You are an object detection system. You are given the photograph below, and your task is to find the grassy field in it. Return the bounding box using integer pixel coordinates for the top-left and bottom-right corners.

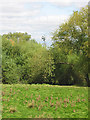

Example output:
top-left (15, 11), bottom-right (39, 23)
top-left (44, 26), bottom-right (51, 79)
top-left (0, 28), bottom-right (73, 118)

top-left (1, 84), bottom-right (88, 118)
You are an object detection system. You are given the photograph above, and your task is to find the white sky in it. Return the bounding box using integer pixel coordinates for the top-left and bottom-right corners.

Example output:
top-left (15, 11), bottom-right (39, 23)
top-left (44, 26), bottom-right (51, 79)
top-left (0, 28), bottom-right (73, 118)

top-left (0, 0), bottom-right (89, 46)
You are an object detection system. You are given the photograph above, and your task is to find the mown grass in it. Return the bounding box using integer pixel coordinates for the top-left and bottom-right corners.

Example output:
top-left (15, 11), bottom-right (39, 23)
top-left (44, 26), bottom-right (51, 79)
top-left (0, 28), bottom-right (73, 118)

top-left (2, 84), bottom-right (88, 118)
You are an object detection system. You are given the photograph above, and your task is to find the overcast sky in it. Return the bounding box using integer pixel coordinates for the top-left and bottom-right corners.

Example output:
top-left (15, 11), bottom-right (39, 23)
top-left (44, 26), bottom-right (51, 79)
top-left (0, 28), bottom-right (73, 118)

top-left (0, 0), bottom-right (89, 46)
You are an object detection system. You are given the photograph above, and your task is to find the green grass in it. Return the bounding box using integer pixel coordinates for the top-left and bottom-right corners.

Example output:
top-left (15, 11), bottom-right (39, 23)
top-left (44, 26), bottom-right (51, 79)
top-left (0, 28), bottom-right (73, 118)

top-left (2, 84), bottom-right (88, 118)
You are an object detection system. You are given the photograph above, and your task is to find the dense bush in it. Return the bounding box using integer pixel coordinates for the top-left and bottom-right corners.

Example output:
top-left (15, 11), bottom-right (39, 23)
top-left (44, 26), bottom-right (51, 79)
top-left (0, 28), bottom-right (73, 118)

top-left (2, 33), bottom-right (55, 84)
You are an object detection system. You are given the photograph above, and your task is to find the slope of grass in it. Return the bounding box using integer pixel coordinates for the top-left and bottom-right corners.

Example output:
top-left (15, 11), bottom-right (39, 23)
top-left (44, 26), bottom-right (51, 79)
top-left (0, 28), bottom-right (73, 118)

top-left (2, 84), bottom-right (88, 118)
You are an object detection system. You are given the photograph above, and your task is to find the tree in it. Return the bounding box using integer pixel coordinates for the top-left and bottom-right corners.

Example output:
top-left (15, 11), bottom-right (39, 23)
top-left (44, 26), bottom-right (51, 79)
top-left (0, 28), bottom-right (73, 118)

top-left (51, 5), bottom-right (88, 86)
top-left (2, 32), bottom-right (31, 43)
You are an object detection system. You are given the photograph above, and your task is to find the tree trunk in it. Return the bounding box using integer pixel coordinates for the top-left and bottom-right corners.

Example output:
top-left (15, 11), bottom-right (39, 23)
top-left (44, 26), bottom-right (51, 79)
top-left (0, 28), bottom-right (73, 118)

top-left (86, 73), bottom-right (90, 87)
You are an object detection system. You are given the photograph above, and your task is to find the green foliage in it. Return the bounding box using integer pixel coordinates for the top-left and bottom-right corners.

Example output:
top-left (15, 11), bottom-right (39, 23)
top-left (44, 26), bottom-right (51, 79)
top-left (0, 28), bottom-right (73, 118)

top-left (1, 5), bottom-right (89, 86)
top-left (2, 32), bottom-right (31, 42)
top-left (0, 35), bottom-right (2, 83)
top-left (2, 32), bottom-right (55, 84)
top-left (51, 5), bottom-right (88, 86)
top-left (2, 55), bottom-right (20, 84)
